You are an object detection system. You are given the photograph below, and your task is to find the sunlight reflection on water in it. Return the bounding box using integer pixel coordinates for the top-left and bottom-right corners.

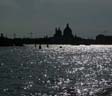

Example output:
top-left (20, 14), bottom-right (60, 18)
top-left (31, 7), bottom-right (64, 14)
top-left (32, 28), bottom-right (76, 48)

top-left (0, 45), bottom-right (112, 96)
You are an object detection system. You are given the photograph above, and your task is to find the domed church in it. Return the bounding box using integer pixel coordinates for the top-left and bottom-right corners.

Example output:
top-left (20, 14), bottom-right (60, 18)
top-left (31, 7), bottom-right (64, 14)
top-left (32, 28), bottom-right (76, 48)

top-left (63, 24), bottom-right (74, 43)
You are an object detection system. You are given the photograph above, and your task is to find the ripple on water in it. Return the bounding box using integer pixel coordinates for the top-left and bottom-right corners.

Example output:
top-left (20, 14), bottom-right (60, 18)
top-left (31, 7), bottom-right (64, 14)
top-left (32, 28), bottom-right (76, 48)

top-left (0, 45), bottom-right (112, 96)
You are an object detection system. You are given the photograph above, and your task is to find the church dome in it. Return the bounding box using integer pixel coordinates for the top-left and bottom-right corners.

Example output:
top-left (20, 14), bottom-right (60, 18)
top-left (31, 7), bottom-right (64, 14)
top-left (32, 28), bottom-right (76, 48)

top-left (63, 24), bottom-right (73, 38)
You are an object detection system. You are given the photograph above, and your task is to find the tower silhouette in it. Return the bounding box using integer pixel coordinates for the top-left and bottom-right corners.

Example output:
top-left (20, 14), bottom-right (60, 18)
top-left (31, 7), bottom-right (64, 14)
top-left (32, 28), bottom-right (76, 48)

top-left (53, 27), bottom-right (63, 43)
top-left (54, 27), bottom-right (62, 38)
top-left (0, 33), bottom-right (4, 38)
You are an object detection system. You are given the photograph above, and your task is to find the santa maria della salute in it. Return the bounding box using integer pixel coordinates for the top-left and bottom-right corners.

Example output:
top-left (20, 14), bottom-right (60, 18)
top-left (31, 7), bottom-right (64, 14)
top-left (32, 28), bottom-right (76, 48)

top-left (1, 23), bottom-right (112, 46)
top-left (53, 24), bottom-right (75, 44)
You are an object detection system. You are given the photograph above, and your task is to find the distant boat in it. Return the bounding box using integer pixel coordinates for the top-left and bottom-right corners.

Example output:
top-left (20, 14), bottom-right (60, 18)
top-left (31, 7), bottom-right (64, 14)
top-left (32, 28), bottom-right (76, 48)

top-left (47, 44), bottom-right (49, 48)
top-left (60, 46), bottom-right (62, 48)
top-left (39, 44), bottom-right (42, 49)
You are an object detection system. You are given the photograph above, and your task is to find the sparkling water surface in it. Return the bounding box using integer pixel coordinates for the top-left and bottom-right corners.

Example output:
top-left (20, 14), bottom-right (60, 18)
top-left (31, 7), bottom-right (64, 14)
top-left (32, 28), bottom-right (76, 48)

top-left (0, 45), bottom-right (112, 96)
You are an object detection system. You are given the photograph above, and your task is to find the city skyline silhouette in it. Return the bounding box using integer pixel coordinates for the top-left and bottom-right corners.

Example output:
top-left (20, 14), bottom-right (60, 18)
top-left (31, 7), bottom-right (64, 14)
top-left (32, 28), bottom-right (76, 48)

top-left (1, 23), bottom-right (112, 46)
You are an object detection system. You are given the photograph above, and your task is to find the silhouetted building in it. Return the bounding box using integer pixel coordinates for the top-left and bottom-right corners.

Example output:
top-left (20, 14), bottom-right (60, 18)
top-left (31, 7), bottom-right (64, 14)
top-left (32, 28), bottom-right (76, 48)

top-left (63, 24), bottom-right (74, 44)
top-left (0, 33), bottom-right (4, 38)
top-left (0, 33), bottom-right (13, 46)
top-left (63, 24), bottom-right (73, 38)
top-left (96, 34), bottom-right (112, 44)
top-left (1, 24), bottom-right (112, 46)
top-left (53, 27), bottom-right (63, 43)
top-left (54, 28), bottom-right (62, 38)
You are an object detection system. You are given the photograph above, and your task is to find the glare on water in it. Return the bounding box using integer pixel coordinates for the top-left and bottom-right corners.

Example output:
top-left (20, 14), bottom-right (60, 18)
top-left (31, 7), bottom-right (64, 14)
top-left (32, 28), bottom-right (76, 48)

top-left (0, 45), bottom-right (112, 96)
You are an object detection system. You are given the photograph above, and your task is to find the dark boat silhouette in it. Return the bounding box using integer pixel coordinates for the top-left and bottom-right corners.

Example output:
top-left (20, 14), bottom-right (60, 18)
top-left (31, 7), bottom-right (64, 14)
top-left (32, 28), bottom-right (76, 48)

top-left (39, 44), bottom-right (42, 49)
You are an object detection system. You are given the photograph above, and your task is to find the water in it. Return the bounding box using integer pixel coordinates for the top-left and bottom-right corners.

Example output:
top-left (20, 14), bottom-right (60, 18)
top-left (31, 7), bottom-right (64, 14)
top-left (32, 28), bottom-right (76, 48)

top-left (0, 45), bottom-right (112, 96)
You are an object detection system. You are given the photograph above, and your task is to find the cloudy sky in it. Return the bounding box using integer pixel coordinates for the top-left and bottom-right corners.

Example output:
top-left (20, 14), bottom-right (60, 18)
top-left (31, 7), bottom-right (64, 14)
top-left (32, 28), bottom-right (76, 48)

top-left (0, 0), bottom-right (112, 38)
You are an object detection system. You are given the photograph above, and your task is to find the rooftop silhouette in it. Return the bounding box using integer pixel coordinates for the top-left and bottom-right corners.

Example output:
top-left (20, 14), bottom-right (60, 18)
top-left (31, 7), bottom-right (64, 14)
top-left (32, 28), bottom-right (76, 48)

top-left (0, 23), bottom-right (112, 46)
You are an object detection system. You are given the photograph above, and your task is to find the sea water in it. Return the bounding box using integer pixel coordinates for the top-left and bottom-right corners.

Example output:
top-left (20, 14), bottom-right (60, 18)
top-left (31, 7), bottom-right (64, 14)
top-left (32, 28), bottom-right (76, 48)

top-left (0, 45), bottom-right (112, 96)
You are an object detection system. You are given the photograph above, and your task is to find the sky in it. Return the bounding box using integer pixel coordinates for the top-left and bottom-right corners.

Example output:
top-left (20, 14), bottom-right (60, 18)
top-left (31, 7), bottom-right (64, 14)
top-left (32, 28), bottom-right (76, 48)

top-left (0, 0), bottom-right (112, 38)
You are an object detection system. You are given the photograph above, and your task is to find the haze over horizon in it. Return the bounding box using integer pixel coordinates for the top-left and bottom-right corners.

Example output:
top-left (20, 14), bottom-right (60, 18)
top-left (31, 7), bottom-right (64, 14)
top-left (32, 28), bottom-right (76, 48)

top-left (0, 0), bottom-right (112, 38)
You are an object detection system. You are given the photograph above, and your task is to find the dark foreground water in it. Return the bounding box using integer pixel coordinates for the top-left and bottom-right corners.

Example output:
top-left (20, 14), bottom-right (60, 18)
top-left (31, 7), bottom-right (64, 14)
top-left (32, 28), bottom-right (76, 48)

top-left (0, 45), bottom-right (112, 96)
